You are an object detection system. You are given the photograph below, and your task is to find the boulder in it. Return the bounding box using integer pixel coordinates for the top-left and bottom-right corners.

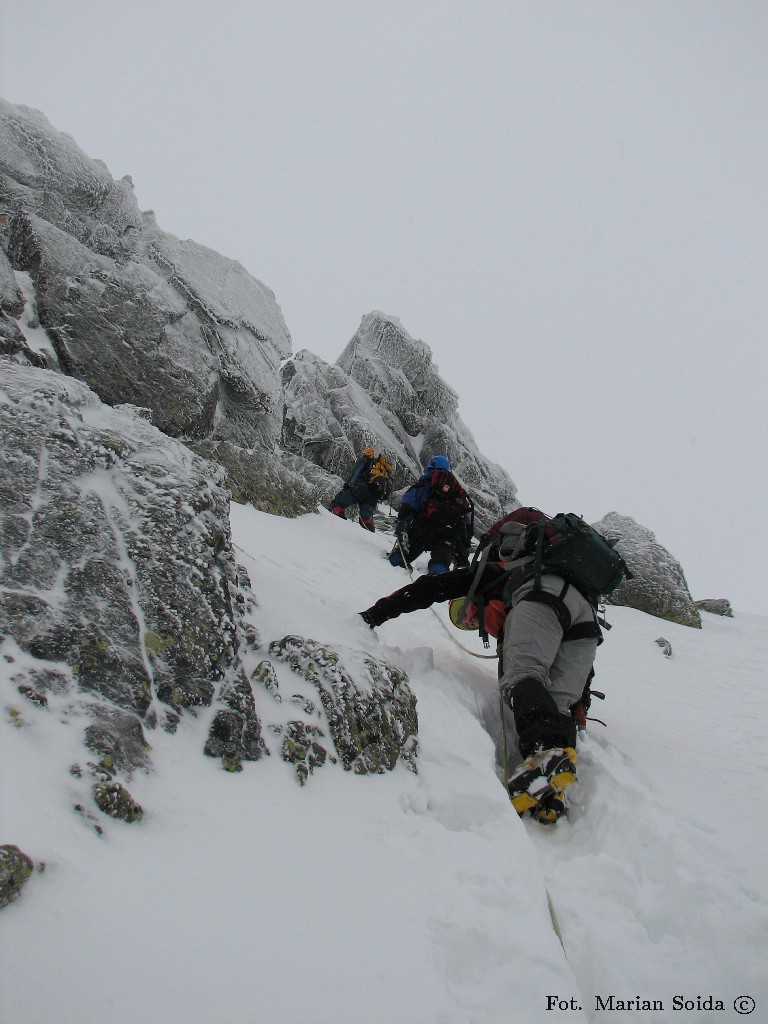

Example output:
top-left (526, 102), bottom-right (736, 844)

top-left (695, 599), bottom-right (734, 618)
top-left (269, 635), bottom-right (418, 776)
top-left (594, 513), bottom-right (701, 628)
top-left (92, 782), bottom-right (143, 822)
top-left (0, 845), bottom-right (34, 909)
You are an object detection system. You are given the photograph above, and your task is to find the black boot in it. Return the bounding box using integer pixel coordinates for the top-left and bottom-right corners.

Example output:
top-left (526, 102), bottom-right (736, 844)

top-left (503, 677), bottom-right (578, 822)
top-left (507, 676), bottom-right (576, 757)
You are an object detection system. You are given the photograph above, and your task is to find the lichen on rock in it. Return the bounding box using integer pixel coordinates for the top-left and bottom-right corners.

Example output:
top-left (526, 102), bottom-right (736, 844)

top-left (270, 635), bottom-right (418, 775)
top-left (84, 703), bottom-right (152, 775)
top-left (252, 660), bottom-right (281, 701)
top-left (92, 782), bottom-right (143, 822)
top-left (204, 671), bottom-right (267, 769)
top-left (0, 364), bottom-right (256, 734)
top-left (190, 438), bottom-right (320, 518)
top-left (0, 844), bottom-right (34, 909)
top-left (281, 720), bottom-right (328, 785)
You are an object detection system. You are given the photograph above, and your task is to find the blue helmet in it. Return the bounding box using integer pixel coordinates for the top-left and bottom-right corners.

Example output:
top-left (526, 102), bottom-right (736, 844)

top-left (426, 455), bottom-right (451, 472)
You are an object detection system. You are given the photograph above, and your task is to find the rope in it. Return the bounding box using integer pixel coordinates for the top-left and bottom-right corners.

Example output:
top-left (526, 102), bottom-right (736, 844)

top-left (395, 537), bottom-right (498, 661)
top-left (430, 604), bottom-right (500, 660)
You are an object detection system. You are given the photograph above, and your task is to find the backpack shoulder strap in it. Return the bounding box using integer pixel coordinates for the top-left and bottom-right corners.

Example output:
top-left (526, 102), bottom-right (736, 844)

top-left (532, 517), bottom-right (548, 591)
top-left (349, 452), bottom-right (373, 485)
top-left (457, 533), bottom-right (497, 638)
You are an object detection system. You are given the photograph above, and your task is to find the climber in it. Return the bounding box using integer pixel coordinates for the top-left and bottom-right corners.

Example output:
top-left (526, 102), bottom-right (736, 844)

top-left (388, 455), bottom-right (473, 574)
top-left (328, 448), bottom-right (394, 532)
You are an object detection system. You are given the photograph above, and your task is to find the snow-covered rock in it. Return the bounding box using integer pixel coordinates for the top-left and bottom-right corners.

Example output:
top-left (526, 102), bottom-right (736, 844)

top-left (0, 363), bottom-right (255, 765)
top-left (593, 512), bottom-right (701, 627)
top-left (0, 249), bottom-right (23, 315)
top-left (0, 361), bottom-right (423, 792)
top-left (269, 635), bottom-right (418, 776)
top-left (1, 99), bottom-right (713, 629)
top-left (191, 437), bottom-right (320, 517)
top-left (338, 313), bottom-right (519, 527)
top-left (338, 311), bottom-right (460, 432)
top-left (1, 100), bottom-right (517, 525)
top-left (0, 845), bottom-right (34, 909)
top-left (281, 346), bottom-right (422, 486)
top-left (695, 598), bottom-right (734, 617)
top-left (0, 99), bottom-right (293, 475)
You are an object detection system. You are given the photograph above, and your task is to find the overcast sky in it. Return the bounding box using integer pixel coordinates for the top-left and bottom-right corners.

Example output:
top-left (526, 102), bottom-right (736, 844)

top-left (2, 1), bottom-right (766, 613)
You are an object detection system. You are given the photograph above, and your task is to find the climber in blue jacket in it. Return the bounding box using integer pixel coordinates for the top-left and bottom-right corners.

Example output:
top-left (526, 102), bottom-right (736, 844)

top-left (389, 455), bottom-right (473, 574)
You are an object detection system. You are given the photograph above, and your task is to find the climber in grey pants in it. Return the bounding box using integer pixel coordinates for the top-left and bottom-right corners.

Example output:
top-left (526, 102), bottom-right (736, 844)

top-left (500, 573), bottom-right (600, 758)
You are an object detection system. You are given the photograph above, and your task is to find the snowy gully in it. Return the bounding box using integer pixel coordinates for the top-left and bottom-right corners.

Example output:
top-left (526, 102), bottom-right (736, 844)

top-left (546, 994), bottom-right (742, 1013)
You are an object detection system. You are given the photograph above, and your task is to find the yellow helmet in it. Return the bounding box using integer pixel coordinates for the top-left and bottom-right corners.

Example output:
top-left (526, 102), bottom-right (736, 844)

top-left (448, 597), bottom-right (476, 630)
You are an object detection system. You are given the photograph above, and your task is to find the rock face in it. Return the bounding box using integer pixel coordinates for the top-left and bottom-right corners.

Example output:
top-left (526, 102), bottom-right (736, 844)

top-left (204, 670), bottom-right (268, 772)
top-left (3, 202), bottom-right (495, 529)
top-left (0, 101), bottom-right (290, 433)
top-left (0, 363), bottom-right (420, 807)
top-left (0, 363), bottom-right (261, 766)
top-left (0, 99), bottom-right (316, 516)
top-left (1, 100), bottom-right (515, 525)
top-left (593, 513), bottom-right (701, 628)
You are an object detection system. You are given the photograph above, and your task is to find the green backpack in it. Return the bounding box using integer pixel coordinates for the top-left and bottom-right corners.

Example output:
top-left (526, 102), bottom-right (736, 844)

top-left (526, 512), bottom-right (632, 605)
top-left (463, 510), bottom-right (632, 645)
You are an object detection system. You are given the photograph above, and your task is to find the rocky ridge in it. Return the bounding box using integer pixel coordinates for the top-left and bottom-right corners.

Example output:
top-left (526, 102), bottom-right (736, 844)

top-left (0, 99), bottom-right (515, 523)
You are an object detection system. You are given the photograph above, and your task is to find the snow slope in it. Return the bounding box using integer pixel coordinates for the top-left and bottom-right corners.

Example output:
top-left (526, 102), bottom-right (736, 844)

top-left (1, 504), bottom-right (766, 1024)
